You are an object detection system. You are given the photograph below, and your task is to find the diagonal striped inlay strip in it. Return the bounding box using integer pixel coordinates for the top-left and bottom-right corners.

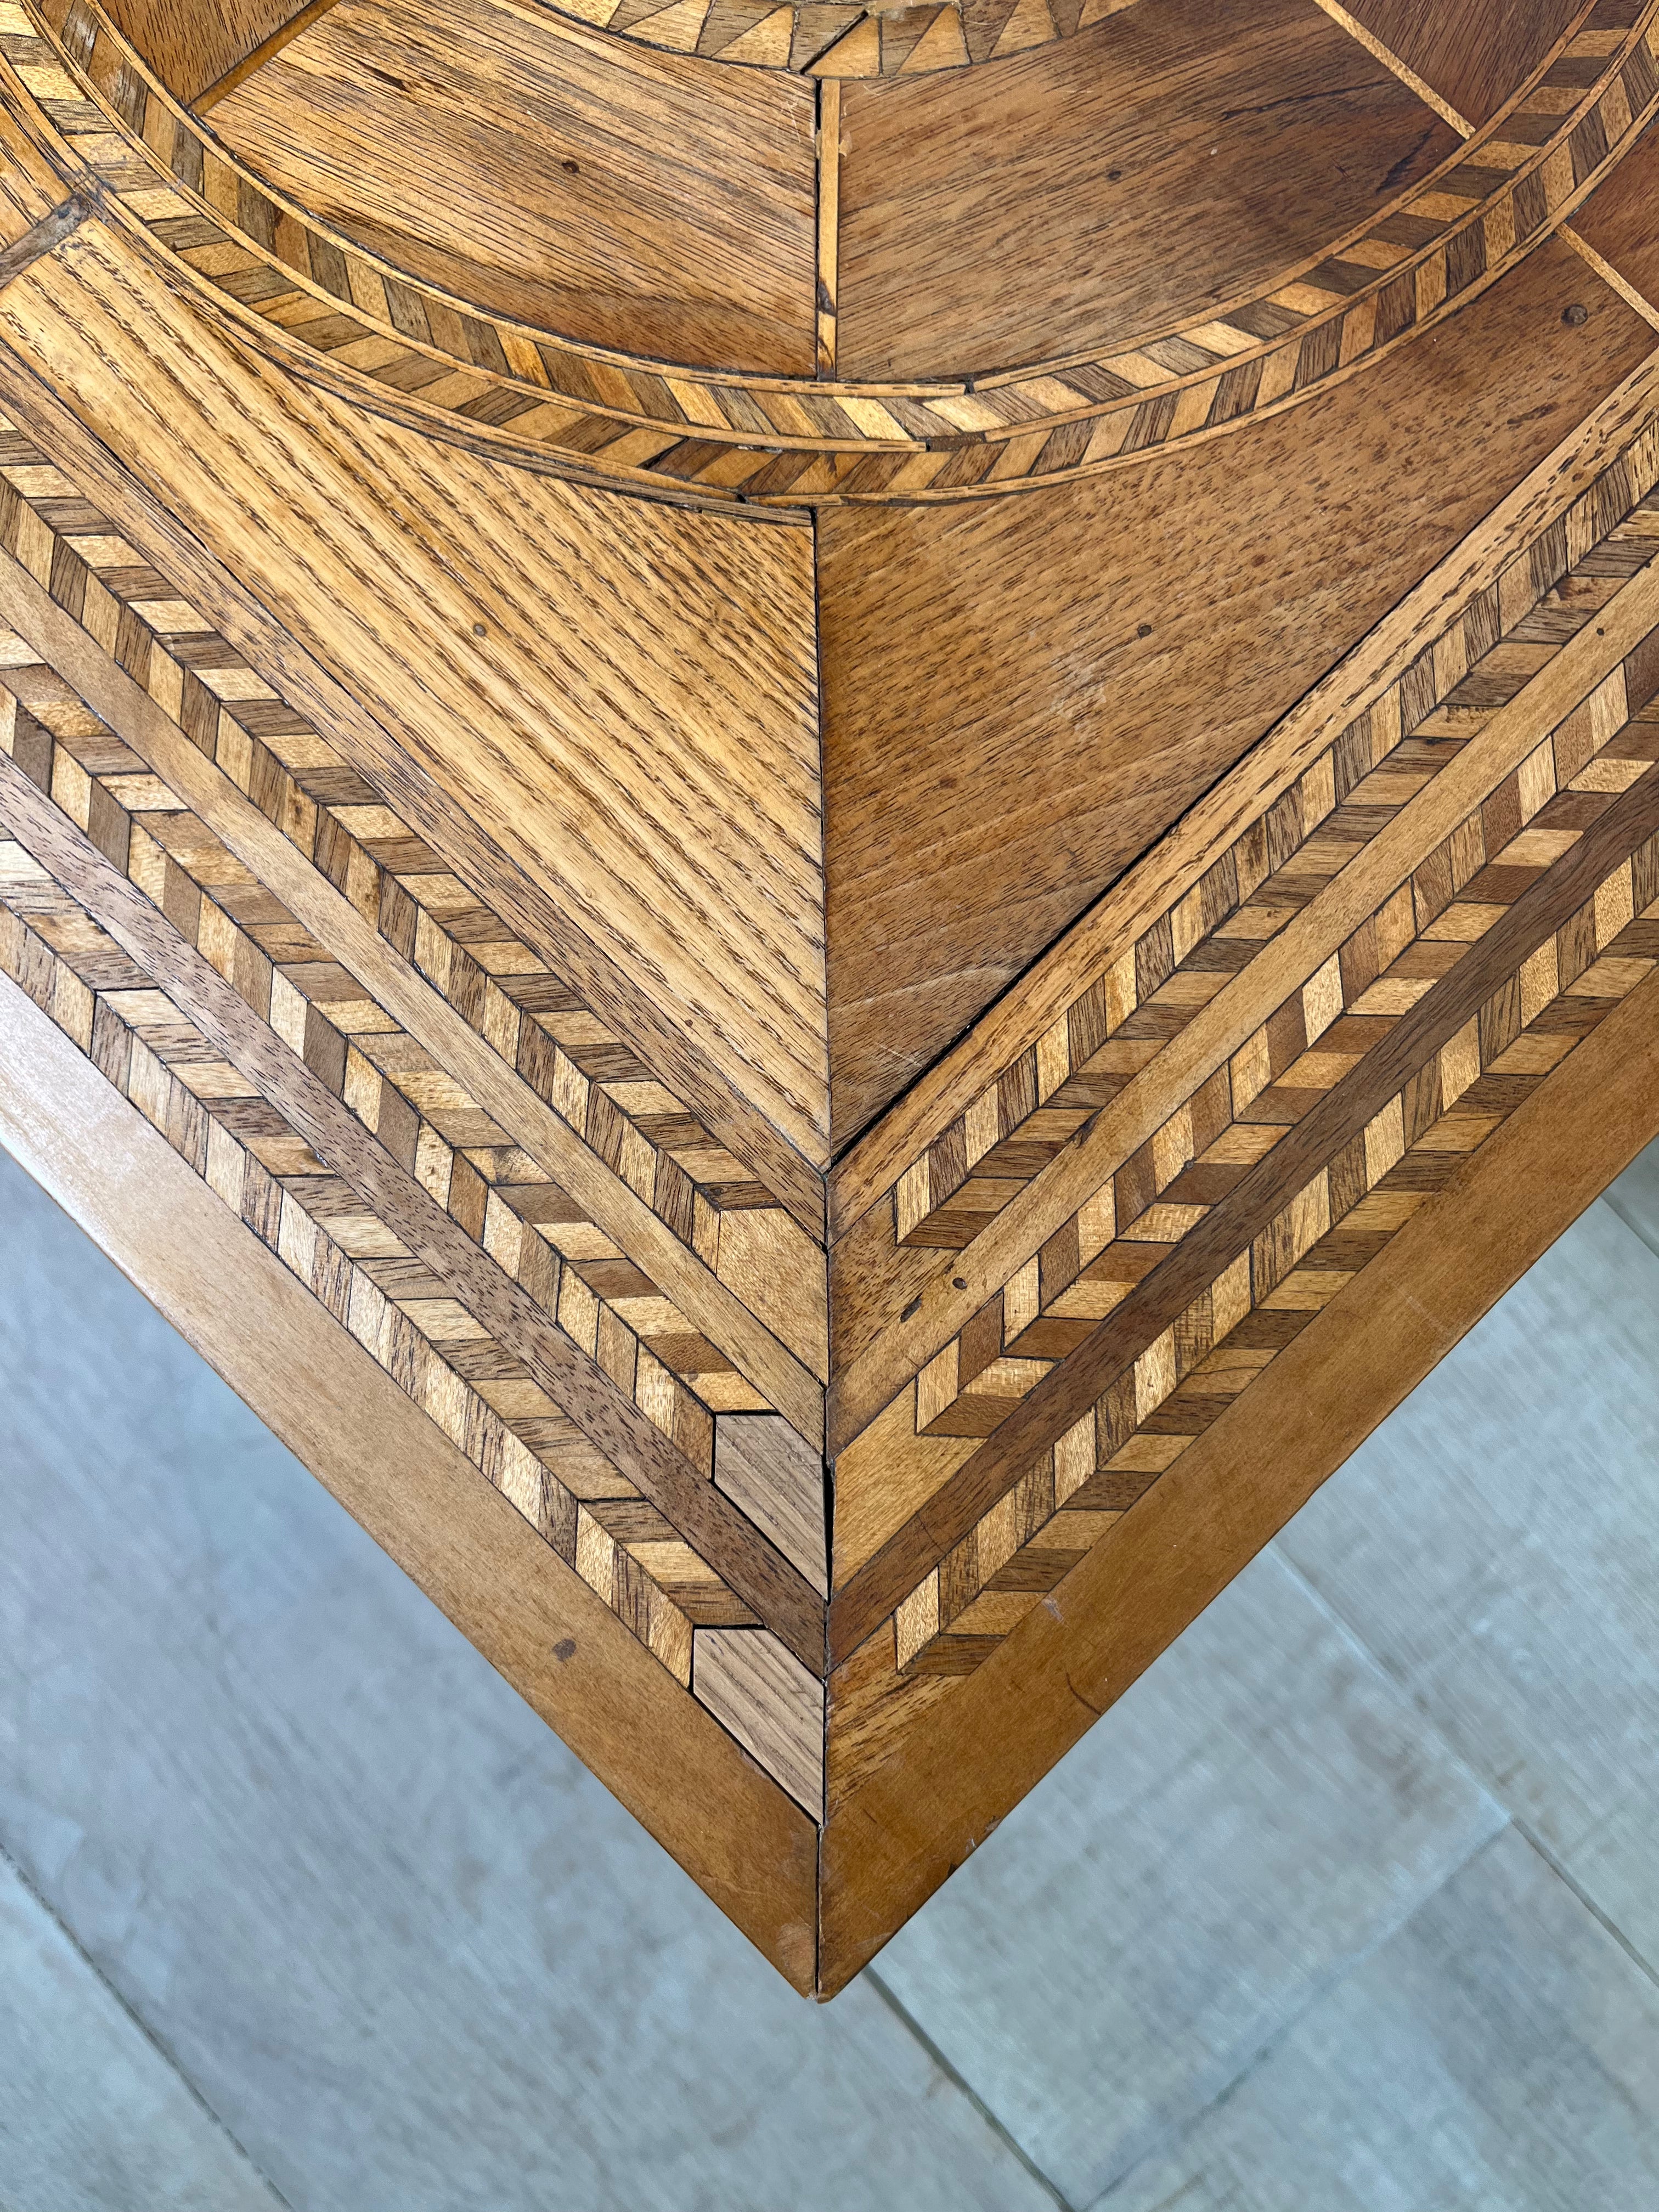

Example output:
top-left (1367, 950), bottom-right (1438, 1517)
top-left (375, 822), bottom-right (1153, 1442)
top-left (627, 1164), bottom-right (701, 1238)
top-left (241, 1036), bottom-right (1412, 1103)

top-left (830, 696), bottom-right (1659, 1661)
top-left (0, 742), bottom-right (828, 1669)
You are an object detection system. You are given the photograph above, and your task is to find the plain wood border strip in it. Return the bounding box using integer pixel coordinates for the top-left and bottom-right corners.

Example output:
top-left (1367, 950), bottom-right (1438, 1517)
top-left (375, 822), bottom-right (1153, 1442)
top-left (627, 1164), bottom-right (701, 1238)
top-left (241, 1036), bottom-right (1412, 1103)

top-left (829, 458), bottom-right (1659, 1460)
top-left (0, 751), bottom-right (827, 1668)
top-left (0, 332), bottom-right (828, 1240)
top-left (832, 348), bottom-right (1659, 1232)
top-left (0, 539), bottom-right (826, 1440)
top-left (816, 958), bottom-right (1659, 1994)
top-left (0, 965), bottom-right (820, 1994)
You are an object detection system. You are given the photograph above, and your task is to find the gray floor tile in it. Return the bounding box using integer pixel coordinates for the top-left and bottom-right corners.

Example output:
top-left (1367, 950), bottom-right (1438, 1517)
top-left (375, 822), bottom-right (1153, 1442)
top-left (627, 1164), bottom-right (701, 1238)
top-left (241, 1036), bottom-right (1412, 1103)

top-left (1278, 1194), bottom-right (1659, 1973)
top-left (872, 1545), bottom-right (1506, 2208)
top-left (1601, 1128), bottom-right (1659, 1263)
top-left (1098, 1826), bottom-right (1659, 2212)
top-left (0, 1147), bottom-right (1057, 2212)
top-left (0, 1848), bottom-right (283, 2212)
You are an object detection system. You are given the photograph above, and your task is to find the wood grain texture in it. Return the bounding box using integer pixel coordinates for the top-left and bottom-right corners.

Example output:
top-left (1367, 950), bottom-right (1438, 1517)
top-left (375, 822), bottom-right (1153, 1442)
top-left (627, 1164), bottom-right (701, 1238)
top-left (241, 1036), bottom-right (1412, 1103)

top-left (816, 382), bottom-right (1659, 1750)
top-left (823, 359), bottom-right (1659, 1441)
top-left (693, 1627), bottom-right (824, 1816)
top-left (1574, 109), bottom-right (1659, 311)
top-left (0, 963), bottom-right (820, 1993)
top-left (0, 314), bottom-right (833, 1841)
top-left (3, 0), bottom-right (1658, 1997)
top-left (836, 0), bottom-right (1456, 382)
top-left (827, 408), bottom-right (1659, 1607)
top-left (827, 346), bottom-right (1659, 1250)
top-left (819, 950), bottom-right (1659, 1993)
top-left (819, 239), bottom-right (1654, 1146)
top-left (0, 442), bottom-right (827, 1430)
top-left (209, 0), bottom-right (818, 374)
top-left (0, 489), bottom-right (842, 1787)
top-left (0, 86), bottom-right (74, 245)
top-left (0, 821), bottom-right (758, 1678)
top-left (0, 276), bottom-right (826, 1243)
top-left (16, 0), bottom-right (1658, 502)
top-left (0, 739), bottom-right (827, 1667)
top-left (99, 0), bottom-right (317, 100)
top-left (815, 77), bottom-right (838, 374)
top-left (1338, 0), bottom-right (1592, 128)
top-left (0, 218), bottom-right (831, 1171)
top-left (855, 732), bottom-right (1659, 1671)
top-left (716, 1413), bottom-right (828, 1595)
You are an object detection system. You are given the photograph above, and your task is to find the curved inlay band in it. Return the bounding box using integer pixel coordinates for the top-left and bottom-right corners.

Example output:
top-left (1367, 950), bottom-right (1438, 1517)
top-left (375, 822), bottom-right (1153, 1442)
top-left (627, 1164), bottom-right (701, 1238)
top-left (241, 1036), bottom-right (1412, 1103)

top-left (10, 0), bottom-right (1657, 506)
top-left (541, 0), bottom-right (1142, 79)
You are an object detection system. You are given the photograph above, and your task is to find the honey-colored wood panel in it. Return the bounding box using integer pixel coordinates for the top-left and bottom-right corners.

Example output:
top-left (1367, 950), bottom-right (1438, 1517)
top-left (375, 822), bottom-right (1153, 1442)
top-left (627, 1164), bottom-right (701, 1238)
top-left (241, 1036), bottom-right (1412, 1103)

top-left (1340, 0), bottom-right (1589, 128)
top-left (692, 1627), bottom-right (823, 1818)
top-left (210, 0), bottom-right (817, 374)
top-left (0, 966), bottom-right (819, 1993)
top-left (836, 0), bottom-right (1455, 383)
top-left (819, 239), bottom-right (1655, 1146)
top-left (1575, 113), bottom-right (1659, 312)
top-left (0, 219), bottom-right (830, 1164)
top-left (100, 0), bottom-right (314, 102)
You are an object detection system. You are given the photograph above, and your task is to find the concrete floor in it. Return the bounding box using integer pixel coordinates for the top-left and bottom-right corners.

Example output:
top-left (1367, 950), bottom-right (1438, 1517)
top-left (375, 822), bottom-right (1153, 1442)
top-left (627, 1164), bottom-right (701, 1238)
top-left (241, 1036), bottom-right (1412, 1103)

top-left (2, 1136), bottom-right (1658, 2212)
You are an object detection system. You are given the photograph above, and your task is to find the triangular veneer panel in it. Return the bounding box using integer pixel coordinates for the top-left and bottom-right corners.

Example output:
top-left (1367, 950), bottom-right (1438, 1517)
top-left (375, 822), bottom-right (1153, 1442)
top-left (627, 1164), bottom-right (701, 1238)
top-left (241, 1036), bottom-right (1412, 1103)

top-left (820, 239), bottom-right (1654, 1146)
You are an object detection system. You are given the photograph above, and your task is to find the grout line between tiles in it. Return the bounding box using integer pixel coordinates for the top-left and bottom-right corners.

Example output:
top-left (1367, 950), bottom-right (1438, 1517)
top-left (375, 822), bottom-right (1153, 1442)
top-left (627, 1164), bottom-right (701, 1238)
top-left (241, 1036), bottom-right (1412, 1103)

top-left (861, 1966), bottom-right (1081, 2211)
top-left (1597, 1185), bottom-right (1659, 1271)
top-left (1272, 1544), bottom-right (1510, 1818)
top-left (875, 1541), bottom-right (1522, 2208)
top-left (1274, 1533), bottom-right (1659, 1987)
top-left (1078, 1549), bottom-right (1519, 2203)
top-left (0, 1832), bottom-right (296, 2209)
top-left (1091, 1825), bottom-right (1516, 2208)
top-left (1508, 1820), bottom-right (1659, 1995)
top-left (1270, 1353), bottom-right (1659, 1995)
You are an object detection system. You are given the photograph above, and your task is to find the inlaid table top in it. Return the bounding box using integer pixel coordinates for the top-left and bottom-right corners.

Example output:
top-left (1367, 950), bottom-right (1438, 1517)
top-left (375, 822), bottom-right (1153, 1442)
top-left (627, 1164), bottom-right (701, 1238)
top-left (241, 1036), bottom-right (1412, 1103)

top-left (0, 0), bottom-right (1656, 1995)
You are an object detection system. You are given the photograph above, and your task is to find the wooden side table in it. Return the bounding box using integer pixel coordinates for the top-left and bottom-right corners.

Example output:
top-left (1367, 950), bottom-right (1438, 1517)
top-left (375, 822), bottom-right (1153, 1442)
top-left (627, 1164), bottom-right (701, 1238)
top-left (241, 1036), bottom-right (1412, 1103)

top-left (0, 0), bottom-right (1654, 1995)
